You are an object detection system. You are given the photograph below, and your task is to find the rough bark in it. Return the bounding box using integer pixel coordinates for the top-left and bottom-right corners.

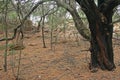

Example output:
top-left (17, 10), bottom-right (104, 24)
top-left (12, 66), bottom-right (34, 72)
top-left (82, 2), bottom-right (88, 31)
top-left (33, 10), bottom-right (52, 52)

top-left (75, 0), bottom-right (120, 71)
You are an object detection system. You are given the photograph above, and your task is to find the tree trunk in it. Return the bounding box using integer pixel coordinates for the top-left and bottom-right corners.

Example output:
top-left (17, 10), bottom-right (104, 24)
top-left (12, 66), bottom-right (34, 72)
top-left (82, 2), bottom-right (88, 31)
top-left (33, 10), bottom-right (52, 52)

top-left (88, 12), bottom-right (115, 71)
top-left (56, 0), bottom-right (120, 71)
top-left (42, 4), bottom-right (46, 48)
top-left (74, 0), bottom-right (120, 71)
top-left (89, 21), bottom-right (115, 71)
top-left (68, 4), bottom-right (115, 71)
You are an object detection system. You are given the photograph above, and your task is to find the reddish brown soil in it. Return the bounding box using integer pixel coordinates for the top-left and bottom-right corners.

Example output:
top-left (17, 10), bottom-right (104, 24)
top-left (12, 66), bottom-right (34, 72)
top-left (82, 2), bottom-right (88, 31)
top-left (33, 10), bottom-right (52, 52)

top-left (0, 32), bottom-right (120, 80)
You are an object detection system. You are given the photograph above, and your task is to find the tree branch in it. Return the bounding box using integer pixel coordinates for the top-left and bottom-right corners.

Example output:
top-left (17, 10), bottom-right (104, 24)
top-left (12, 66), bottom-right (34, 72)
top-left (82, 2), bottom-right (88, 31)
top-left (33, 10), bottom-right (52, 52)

top-left (55, 0), bottom-right (91, 40)
top-left (0, 0), bottom-right (51, 41)
top-left (100, 0), bottom-right (120, 14)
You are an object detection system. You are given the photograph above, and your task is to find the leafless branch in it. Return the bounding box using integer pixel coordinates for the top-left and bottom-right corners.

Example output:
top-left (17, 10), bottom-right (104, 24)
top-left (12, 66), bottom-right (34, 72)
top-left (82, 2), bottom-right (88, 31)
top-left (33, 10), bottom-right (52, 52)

top-left (0, 0), bottom-right (51, 41)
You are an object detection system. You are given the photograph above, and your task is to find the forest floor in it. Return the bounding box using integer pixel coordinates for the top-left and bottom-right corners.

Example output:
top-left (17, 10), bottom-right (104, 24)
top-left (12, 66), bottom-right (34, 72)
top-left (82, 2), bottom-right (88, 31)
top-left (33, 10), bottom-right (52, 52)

top-left (0, 29), bottom-right (120, 80)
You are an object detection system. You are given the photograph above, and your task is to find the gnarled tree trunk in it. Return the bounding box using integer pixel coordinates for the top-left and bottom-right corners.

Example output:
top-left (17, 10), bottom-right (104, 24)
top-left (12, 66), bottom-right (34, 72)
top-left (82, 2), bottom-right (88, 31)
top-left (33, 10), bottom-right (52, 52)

top-left (74, 0), bottom-right (120, 71)
top-left (89, 13), bottom-right (115, 71)
top-left (56, 0), bottom-right (120, 71)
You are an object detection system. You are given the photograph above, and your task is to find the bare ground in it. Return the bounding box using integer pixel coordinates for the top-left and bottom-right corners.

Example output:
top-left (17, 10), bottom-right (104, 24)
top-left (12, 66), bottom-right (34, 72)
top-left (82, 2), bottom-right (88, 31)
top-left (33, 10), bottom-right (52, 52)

top-left (0, 31), bottom-right (120, 80)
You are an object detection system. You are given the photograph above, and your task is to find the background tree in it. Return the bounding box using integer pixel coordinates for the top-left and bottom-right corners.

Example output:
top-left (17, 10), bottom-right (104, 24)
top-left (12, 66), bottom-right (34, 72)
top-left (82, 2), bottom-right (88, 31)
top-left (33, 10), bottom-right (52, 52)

top-left (0, 0), bottom-right (120, 73)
